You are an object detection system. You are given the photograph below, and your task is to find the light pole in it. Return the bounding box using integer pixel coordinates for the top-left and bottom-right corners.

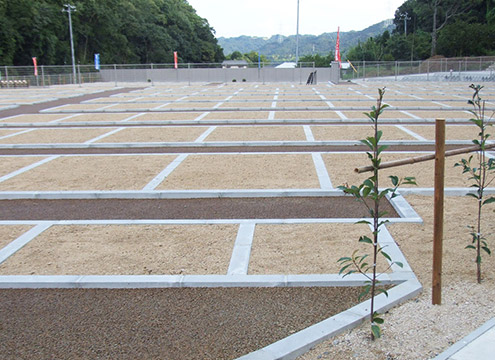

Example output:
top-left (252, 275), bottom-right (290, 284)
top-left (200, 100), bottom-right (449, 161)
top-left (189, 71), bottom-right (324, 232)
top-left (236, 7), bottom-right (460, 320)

top-left (400, 12), bottom-right (411, 35)
top-left (62, 4), bottom-right (77, 84)
top-left (295, 0), bottom-right (300, 65)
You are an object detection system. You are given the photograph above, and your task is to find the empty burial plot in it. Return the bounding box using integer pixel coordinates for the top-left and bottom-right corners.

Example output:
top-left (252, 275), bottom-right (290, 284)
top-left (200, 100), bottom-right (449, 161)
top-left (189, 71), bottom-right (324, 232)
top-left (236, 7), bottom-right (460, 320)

top-left (404, 124), bottom-right (483, 140)
top-left (0, 155), bottom-right (176, 191)
top-left (405, 110), bottom-right (473, 119)
top-left (311, 125), bottom-right (417, 141)
top-left (0, 114), bottom-right (73, 123)
top-left (278, 101), bottom-right (328, 108)
top-left (342, 110), bottom-right (414, 119)
top-left (0, 128), bottom-right (118, 144)
top-left (329, 100), bottom-right (376, 108)
top-left (0, 156), bottom-right (48, 177)
top-left (219, 102), bottom-right (273, 108)
top-left (249, 223), bottom-right (391, 275)
top-left (156, 154), bottom-right (320, 190)
top-left (94, 126), bottom-right (208, 143)
top-left (204, 125), bottom-right (306, 142)
top-left (204, 111), bottom-right (270, 120)
top-left (59, 113), bottom-right (138, 122)
top-left (138, 112), bottom-right (201, 121)
top-left (0, 224), bottom-right (237, 275)
top-left (0, 225), bottom-right (33, 249)
top-left (0, 129), bottom-right (24, 138)
top-left (323, 152), bottom-right (474, 188)
top-left (48, 104), bottom-right (110, 112)
top-left (275, 111), bottom-right (341, 120)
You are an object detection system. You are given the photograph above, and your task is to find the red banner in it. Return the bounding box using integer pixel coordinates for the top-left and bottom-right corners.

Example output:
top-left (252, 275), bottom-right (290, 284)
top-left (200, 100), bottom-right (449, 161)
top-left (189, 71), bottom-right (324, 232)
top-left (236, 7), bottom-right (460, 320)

top-left (335, 27), bottom-right (341, 67)
top-left (32, 57), bottom-right (38, 76)
top-left (174, 51), bottom-right (178, 69)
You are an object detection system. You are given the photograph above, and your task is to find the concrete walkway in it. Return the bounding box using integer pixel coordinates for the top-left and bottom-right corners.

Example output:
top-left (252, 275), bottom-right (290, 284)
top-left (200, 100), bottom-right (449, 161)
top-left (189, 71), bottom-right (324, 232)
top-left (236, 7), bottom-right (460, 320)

top-left (433, 317), bottom-right (495, 360)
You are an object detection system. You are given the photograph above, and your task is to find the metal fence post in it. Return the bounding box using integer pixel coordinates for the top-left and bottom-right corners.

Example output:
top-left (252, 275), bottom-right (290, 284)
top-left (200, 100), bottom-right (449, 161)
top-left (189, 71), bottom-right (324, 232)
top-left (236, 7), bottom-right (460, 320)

top-left (188, 63), bottom-right (191, 86)
top-left (114, 64), bottom-right (117, 87)
top-left (395, 61), bottom-right (398, 81)
top-left (363, 60), bottom-right (366, 80)
top-left (150, 63), bottom-right (154, 86)
top-left (41, 65), bottom-right (45, 87)
top-left (5, 66), bottom-right (9, 88)
top-left (427, 60), bottom-right (430, 81)
top-left (78, 63), bottom-right (82, 87)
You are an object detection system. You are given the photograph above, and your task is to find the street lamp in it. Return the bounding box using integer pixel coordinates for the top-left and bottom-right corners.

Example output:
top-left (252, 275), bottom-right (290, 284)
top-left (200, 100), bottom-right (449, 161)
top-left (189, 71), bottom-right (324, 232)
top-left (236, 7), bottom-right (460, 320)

top-left (295, 0), bottom-right (300, 65)
top-left (62, 4), bottom-right (77, 84)
top-left (399, 12), bottom-right (411, 35)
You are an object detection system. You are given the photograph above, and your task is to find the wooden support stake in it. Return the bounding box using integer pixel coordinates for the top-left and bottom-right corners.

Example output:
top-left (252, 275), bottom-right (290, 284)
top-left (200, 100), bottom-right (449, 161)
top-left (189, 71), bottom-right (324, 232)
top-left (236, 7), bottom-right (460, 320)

top-left (355, 143), bottom-right (495, 174)
top-left (432, 119), bottom-right (445, 305)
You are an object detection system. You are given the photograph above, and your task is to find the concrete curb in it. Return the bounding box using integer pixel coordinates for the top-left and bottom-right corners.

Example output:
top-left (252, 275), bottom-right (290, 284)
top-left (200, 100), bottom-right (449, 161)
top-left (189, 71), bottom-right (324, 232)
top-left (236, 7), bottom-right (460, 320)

top-left (432, 317), bottom-right (495, 360)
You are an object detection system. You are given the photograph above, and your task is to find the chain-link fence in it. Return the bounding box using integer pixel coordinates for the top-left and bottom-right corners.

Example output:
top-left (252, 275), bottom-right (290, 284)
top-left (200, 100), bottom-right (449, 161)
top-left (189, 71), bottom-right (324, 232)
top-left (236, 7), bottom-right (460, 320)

top-left (1, 57), bottom-right (495, 87)
top-left (341, 56), bottom-right (495, 82)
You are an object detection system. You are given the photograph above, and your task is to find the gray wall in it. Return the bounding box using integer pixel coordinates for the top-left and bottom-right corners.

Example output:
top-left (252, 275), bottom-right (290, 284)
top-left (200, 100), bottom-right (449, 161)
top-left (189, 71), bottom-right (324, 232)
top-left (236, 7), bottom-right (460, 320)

top-left (100, 67), bottom-right (336, 84)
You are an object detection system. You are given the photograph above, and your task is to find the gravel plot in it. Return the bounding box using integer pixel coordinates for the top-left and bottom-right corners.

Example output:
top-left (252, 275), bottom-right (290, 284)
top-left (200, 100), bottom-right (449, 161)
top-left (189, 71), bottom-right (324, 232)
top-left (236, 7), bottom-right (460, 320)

top-left (0, 156), bottom-right (47, 177)
top-left (0, 224), bottom-right (237, 275)
top-left (0, 155), bottom-right (176, 191)
top-left (204, 111), bottom-right (270, 120)
top-left (0, 225), bottom-right (34, 248)
top-left (94, 126), bottom-right (207, 143)
top-left (0, 287), bottom-right (368, 360)
top-left (0, 127), bottom-right (117, 144)
top-left (156, 153), bottom-right (320, 190)
top-left (205, 125), bottom-right (307, 141)
top-left (404, 124), bottom-right (480, 140)
top-left (311, 125), bottom-right (415, 141)
top-left (0, 197), bottom-right (398, 220)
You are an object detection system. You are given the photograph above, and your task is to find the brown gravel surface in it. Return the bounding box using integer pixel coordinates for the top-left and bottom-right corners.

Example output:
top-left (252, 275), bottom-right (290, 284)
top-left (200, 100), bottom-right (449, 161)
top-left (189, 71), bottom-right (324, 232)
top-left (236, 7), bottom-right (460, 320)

top-left (0, 287), bottom-right (368, 360)
top-left (0, 197), bottom-right (398, 220)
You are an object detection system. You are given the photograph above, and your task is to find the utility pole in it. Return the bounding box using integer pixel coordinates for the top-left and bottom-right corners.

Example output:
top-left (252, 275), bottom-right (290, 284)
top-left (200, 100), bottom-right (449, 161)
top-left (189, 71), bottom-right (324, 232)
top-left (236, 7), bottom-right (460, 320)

top-left (400, 12), bottom-right (411, 35)
top-left (62, 4), bottom-right (77, 84)
top-left (295, 0), bottom-right (300, 65)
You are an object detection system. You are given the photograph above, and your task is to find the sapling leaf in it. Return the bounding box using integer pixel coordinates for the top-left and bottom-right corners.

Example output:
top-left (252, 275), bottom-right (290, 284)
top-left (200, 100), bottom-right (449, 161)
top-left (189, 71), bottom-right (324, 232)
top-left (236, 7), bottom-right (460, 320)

top-left (376, 288), bottom-right (389, 297)
top-left (483, 197), bottom-right (495, 205)
top-left (371, 324), bottom-right (382, 339)
top-left (358, 285), bottom-right (371, 301)
top-left (482, 246), bottom-right (491, 255)
top-left (359, 236), bottom-right (373, 244)
top-left (380, 250), bottom-right (392, 262)
top-left (466, 245), bottom-right (476, 250)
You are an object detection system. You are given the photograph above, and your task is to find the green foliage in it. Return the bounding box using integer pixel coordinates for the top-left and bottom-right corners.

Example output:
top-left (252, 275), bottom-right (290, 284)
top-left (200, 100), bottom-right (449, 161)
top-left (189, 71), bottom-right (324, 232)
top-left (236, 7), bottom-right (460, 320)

top-left (337, 88), bottom-right (416, 340)
top-left (0, 0), bottom-right (224, 66)
top-left (454, 84), bottom-right (495, 283)
top-left (218, 20), bottom-right (395, 62)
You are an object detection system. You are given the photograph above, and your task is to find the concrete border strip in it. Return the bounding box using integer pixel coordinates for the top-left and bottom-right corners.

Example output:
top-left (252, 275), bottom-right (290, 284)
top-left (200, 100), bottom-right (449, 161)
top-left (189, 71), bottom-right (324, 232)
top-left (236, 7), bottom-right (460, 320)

top-left (0, 155), bottom-right (60, 183)
top-left (84, 128), bottom-right (125, 144)
top-left (141, 154), bottom-right (188, 191)
top-left (195, 112), bottom-right (210, 121)
top-left (49, 114), bottom-right (80, 123)
top-left (303, 125), bottom-right (315, 141)
top-left (97, 103), bottom-right (119, 111)
top-left (395, 125), bottom-right (427, 141)
top-left (400, 110), bottom-right (421, 119)
top-left (121, 113), bottom-right (146, 122)
top-left (237, 279), bottom-right (422, 359)
top-left (0, 128), bottom-right (36, 140)
top-left (432, 317), bottom-right (495, 360)
top-left (227, 222), bottom-right (256, 275)
top-left (151, 103), bottom-right (170, 110)
top-left (432, 101), bottom-right (452, 108)
top-left (0, 222), bottom-right (52, 265)
top-left (312, 153), bottom-right (333, 190)
top-left (194, 126), bottom-right (217, 142)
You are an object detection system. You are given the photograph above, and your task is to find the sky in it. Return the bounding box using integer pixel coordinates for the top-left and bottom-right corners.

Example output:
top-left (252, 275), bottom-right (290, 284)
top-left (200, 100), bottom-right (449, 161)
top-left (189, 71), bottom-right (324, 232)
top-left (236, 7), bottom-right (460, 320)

top-left (187, 0), bottom-right (406, 38)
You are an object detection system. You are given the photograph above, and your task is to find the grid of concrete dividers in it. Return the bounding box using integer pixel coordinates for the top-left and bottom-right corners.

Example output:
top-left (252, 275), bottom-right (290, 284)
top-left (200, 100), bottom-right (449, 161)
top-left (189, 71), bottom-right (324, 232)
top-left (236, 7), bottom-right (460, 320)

top-left (0, 81), bottom-right (494, 359)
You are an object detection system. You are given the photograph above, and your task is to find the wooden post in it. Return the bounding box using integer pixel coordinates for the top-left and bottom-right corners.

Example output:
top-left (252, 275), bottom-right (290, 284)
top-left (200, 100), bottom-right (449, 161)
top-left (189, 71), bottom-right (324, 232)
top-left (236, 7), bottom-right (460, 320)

top-left (432, 119), bottom-right (445, 305)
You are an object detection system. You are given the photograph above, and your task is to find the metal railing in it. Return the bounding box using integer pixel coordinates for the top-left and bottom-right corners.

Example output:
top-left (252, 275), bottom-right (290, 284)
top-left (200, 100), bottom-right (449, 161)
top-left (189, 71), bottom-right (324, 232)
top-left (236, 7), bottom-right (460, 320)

top-left (1, 57), bottom-right (495, 86)
top-left (342, 56), bottom-right (495, 82)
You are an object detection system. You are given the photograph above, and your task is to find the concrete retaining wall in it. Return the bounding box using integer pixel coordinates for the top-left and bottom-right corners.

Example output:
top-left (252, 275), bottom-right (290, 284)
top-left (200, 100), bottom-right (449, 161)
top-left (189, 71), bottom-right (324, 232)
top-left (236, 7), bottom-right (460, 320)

top-left (100, 67), bottom-right (335, 84)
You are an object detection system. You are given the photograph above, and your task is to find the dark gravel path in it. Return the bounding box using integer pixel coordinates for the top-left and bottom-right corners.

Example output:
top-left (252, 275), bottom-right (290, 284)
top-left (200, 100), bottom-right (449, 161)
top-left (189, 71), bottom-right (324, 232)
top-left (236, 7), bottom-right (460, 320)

top-left (0, 144), bottom-right (465, 156)
top-left (0, 287), bottom-right (367, 360)
top-left (0, 197), bottom-right (398, 220)
top-left (0, 87), bottom-right (143, 119)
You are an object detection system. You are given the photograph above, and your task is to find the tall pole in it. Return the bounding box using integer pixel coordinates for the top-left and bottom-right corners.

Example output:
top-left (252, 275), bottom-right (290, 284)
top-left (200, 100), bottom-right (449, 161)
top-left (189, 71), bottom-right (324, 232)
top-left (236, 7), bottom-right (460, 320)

top-left (295, 0), bottom-right (300, 65)
top-left (63, 4), bottom-right (77, 84)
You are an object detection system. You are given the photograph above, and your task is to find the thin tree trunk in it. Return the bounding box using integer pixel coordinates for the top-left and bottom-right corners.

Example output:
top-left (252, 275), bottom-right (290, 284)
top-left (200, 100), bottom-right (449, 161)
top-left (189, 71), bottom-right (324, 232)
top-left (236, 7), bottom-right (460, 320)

top-left (431, 2), bottom-right (438, 57)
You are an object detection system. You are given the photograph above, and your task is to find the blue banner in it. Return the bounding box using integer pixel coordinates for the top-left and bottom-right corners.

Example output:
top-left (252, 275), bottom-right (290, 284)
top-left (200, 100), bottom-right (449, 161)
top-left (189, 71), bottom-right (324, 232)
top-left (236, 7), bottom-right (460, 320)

top-left (94, 53), bottom-right (100, 70)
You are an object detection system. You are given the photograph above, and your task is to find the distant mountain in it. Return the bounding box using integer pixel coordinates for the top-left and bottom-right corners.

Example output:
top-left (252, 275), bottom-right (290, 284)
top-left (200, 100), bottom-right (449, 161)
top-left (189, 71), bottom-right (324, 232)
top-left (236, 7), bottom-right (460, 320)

top-left (218, 20), bottom-right (395, 61)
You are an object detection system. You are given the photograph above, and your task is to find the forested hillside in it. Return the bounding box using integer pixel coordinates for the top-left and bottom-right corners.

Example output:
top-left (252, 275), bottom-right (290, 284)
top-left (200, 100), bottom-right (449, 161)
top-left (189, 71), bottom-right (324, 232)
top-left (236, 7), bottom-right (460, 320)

top-left (0, 0), bottom-right (224, 66)
top-left (218, 20), bottom-right (394, 62)
top-left (346, 0), bottom-right (495, 61)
